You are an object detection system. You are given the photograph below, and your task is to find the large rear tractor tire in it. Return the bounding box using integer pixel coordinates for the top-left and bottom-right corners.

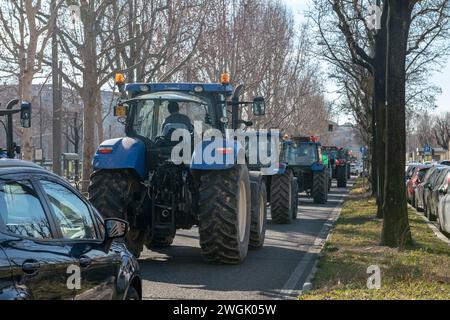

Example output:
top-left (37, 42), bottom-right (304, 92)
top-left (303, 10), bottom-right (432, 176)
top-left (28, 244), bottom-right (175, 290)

top-left (249, 174), bottom-right (268, 249)
top-left (292, 177), bottom-right (299, 220)
top-left (336, 166), bottom-right (347, 188)
top-left (270, 170), bottom-right (294, 224)
top-left (197, 165), bottom-right (251, 264)
top-left (312, 170), bottom-right (328, 204)
top-left (88, 170), bottom-right (145, 258)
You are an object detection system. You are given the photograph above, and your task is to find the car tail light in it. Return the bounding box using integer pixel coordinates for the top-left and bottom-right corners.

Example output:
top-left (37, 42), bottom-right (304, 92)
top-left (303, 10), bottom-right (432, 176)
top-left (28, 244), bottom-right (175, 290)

top-left (98, 146), bottom-right (114, 154)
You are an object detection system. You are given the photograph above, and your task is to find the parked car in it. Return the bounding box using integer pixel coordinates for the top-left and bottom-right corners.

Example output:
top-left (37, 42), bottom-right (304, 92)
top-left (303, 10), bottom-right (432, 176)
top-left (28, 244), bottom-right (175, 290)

top-left (415, 166), bottom-right (442, 212)
top-left (439, 160), bottom-right (450, 166)
top-left (406, 163), bottom-right (421, 185)
top-left (407, 165), bottom-right (430, 207)
top-left (426, 167), bottom-right (450, 221)
top-left (423, 166), bottom-right (446, 220)
top-left (350, 162), bottom-right (363, 176)
top-left (437, 180), bottom-right (450, 235)
top-left (0, 159), bottom-right (141, 300)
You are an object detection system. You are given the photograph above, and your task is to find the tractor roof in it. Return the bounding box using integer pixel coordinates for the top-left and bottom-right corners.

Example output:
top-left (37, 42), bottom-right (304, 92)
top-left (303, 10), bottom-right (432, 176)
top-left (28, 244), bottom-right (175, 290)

top-left (126, 83), bottom-right (234, 97)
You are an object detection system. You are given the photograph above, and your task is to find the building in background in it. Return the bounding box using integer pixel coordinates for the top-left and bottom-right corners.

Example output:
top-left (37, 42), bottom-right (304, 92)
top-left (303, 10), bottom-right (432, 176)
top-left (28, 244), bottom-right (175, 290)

top-left (0, 85), bottom-right (121, 164)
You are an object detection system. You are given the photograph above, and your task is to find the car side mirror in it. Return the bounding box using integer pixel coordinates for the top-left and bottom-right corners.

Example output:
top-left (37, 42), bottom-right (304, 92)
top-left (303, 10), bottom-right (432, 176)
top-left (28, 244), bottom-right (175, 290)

top-left (20, 101), bottom-right (31, 128)
top-left (252, 97), bottom-right (265, 116)
top-left (105, 218), bottom-right (128, 240)
top-left (439, 187), bottom-right (447, 195)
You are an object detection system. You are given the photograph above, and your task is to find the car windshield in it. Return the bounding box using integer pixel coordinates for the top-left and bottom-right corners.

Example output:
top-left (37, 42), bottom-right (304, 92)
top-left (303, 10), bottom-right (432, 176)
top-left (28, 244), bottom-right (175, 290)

top-left (285, 143), bottom-right (317, 166)
top-left (128, 92), bottom-right (216, 141)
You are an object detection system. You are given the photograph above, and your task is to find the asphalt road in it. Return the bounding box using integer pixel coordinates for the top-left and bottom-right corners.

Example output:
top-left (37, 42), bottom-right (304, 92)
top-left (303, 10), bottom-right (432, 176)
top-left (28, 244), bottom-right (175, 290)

top-left (140, 180), bottom-right (352, 300)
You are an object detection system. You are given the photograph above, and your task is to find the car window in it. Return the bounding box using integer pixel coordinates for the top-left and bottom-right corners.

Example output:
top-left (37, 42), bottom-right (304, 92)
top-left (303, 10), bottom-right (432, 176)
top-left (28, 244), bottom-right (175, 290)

top-left (40, 180), bottom-right (97, 240)
top-left (436, 170), bottom-right (450, 187)
top-left (430, 169), bottom-right (443, 185)
top-left (418, 168), bottom-right (429, 182)
top-left (0, 180), bottom-right (52, 239)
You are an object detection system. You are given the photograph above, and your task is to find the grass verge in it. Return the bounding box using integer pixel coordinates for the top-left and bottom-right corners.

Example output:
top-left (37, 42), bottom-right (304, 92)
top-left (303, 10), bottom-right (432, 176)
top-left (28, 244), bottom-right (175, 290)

top-left (300, 179), bottom-right (450, 300)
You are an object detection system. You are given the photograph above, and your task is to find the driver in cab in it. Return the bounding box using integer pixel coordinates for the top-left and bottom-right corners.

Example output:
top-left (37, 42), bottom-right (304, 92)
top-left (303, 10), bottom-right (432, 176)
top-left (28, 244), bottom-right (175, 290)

top-left (162, 101), bottom-right (194, 134)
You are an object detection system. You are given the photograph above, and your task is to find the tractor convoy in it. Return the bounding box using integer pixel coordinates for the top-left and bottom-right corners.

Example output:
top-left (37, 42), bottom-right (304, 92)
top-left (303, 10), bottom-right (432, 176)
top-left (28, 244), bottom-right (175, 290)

top-left (1, 75), bottom-right (352, 266)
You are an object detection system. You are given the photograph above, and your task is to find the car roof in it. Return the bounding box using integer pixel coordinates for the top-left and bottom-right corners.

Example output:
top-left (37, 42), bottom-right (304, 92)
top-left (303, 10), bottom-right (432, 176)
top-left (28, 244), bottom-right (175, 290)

top-left (0, 159), bottom-right (55, 176)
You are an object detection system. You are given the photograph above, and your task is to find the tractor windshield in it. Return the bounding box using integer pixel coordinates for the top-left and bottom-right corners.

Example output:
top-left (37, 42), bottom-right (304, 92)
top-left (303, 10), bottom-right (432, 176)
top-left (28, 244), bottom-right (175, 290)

top-left (284, 143), bottom-right (318, 166)
top-left (127, 91), bottom-right (216, 141)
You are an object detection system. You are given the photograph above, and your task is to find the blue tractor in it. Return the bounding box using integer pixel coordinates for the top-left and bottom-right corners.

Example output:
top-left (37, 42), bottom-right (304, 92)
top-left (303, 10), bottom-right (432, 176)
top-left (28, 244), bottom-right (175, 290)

top-left (283, 136), bottom-right (329, 204)
top-left (245, 131), bottom-right (298, 224)
top-left (88, 74), bottom-right (268, 264)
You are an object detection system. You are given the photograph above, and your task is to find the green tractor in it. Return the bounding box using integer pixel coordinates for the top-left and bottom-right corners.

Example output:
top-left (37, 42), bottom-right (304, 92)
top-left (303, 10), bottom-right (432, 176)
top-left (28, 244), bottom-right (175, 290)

top-left (283, 136), bottom-right (329, 204)
top-left (245, 131), bottom-right (298, 225)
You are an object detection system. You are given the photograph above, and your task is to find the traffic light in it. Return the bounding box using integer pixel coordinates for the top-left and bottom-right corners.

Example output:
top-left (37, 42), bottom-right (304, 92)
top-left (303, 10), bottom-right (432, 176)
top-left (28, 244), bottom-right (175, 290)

top-left (20, 101), bottom-right (31, 128)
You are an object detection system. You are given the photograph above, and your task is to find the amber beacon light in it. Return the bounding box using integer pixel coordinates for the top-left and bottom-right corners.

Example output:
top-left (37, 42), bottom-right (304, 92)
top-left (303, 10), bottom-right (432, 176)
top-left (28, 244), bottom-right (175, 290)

top-left (221, 73), bottom-right (231, 85)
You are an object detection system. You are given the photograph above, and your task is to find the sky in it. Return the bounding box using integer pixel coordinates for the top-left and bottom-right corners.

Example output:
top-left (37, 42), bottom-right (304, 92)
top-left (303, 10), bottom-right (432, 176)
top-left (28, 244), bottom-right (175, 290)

top-left (282, 0), bottom-right (450, 116)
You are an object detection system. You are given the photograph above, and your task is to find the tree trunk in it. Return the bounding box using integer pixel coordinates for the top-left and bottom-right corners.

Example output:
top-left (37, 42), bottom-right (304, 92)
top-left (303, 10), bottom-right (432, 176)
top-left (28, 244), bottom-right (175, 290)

top-left (80, 3), bottom-right (98, 192)
top-left (21, 71), bottom-right (34, 161)
top-left (96, 91), bottom-right (104, 144)
top-left (374, 6), bottom-right (387, 218)
top-left (81, 88), bottom-right (96, 191)
top-left (381, 0), bottom-right (412, 247)
top-left (371, 104), bottom-right (377, 196)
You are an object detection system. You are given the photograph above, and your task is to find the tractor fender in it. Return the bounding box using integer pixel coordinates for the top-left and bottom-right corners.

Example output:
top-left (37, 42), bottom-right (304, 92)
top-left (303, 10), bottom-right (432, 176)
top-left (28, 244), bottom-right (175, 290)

top-left (92, 137), bottom-right (147, 180)
top-left (260, 162), bottom-right (286, 176)
top-left (311, 162), bottom-right (326, 172)
top-left (190, 138), bottom-right (244, 170)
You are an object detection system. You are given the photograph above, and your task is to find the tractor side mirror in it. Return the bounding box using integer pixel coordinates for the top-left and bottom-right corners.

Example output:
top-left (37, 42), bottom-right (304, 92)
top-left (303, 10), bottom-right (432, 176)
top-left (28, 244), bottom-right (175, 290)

top-left (252, 97), bottom-right (265, 116)
top-left (20, 101), bottom-right (31, 128)
top-left (114, 103), bottom-right (127, 117)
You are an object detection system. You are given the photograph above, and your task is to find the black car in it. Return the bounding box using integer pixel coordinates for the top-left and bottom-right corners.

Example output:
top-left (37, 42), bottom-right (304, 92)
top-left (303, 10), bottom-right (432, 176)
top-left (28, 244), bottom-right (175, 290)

top-left (0, 160), bottom-right (141, 300)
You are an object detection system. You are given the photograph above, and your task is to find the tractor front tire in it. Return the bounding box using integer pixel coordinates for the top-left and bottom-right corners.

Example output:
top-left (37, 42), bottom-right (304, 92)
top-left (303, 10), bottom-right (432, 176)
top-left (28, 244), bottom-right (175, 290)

top-left (270, 170), bottom-right (294, 224)
top-left (88, 170), bottom-right (145, 258)
top-left (313, 170), bottom-right (328, 204)
top-left (249, 174), bottom-right (268, 249)
top-left (197, 165), bottom-right (251, 264)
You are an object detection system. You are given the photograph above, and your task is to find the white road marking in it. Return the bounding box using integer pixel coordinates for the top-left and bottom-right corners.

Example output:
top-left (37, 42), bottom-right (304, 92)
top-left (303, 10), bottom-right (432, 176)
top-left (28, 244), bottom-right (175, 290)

top-left (276, 185), bottom-right (351, 300)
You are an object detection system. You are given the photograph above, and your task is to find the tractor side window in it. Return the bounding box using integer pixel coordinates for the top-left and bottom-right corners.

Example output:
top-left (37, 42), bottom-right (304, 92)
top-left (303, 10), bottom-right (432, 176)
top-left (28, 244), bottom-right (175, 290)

top-left (135, 99), bottom-right (156, 140)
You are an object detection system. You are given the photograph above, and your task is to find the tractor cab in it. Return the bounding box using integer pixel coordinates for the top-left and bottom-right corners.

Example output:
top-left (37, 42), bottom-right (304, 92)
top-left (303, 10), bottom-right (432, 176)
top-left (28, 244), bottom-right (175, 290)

top-left (283, 136), bottom-right (322, 169)
top-left (101, 74), bottom-right (266, 171)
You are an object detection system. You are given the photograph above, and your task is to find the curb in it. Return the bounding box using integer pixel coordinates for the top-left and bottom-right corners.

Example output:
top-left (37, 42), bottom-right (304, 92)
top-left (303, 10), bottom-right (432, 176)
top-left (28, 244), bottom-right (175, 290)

top-left (409, 205), bottom-right (450, 246)
top-left (276, 182), bottom-right (353, 300)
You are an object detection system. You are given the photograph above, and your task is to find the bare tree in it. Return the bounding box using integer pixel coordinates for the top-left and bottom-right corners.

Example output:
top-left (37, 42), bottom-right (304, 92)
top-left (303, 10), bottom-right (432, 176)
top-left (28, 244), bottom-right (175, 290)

top-left (433, 112), bottom-right (450, 150)
top-left (0, 0), bottom-right (56, 160)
